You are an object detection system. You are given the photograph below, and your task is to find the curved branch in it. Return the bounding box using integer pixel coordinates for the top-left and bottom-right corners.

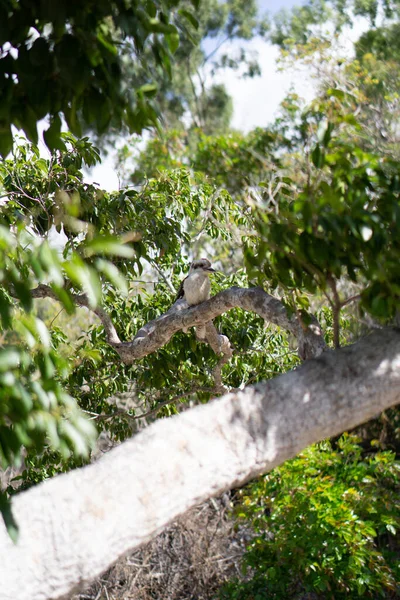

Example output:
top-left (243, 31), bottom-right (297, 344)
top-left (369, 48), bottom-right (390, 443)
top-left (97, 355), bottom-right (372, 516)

top-left (30, 284), bottom-right (121, 344)
top-left (30, 285), bottom-right (327, 362)
top-left (1, 328), bottom-right (399, 600)
top-left (113, 287), bottom-right (327, 363)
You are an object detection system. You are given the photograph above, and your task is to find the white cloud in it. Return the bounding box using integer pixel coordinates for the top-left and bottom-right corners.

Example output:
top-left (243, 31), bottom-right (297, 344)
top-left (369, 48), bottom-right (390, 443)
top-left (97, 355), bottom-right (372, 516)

top-left (219, 40), bottom-right (316, 131)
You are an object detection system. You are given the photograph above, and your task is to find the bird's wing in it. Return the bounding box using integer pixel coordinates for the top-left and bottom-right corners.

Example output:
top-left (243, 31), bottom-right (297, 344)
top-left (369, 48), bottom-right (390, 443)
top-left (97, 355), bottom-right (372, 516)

top-left (175, 277), bottom-right (186, 301)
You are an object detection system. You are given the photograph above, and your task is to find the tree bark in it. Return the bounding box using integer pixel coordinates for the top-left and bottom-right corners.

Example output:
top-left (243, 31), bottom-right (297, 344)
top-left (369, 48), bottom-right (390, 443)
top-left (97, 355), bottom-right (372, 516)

top-left (1, 328), bottom-right (400, 600)
top-left (31, 285), bottom-right (327, 361)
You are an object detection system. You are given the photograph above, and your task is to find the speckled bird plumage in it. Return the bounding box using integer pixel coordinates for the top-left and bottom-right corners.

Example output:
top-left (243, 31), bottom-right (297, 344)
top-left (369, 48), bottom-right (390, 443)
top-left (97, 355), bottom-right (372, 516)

top-left (176, 258), bottom-right (215, 305)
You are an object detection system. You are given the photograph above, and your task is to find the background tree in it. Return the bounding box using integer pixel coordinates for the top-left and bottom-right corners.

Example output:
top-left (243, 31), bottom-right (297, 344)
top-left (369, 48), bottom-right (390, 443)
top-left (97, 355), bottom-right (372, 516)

top-left (271, 0), bottom-right (400, 158)
top-left (113, 0), bottom-right (269, 175)
top-left (130, 0), bottom-right (267, 133)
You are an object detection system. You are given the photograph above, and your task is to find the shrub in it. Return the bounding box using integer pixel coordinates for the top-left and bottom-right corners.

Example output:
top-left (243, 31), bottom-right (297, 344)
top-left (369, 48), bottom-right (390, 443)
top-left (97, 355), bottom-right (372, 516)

top-left (221, 435), bottom-right (400, 599)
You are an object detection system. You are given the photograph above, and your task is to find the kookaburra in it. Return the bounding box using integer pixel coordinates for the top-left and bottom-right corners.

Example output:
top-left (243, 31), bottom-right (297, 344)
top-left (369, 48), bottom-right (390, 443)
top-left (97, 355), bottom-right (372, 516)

top-left (176, 258), bottom-right (216, 305)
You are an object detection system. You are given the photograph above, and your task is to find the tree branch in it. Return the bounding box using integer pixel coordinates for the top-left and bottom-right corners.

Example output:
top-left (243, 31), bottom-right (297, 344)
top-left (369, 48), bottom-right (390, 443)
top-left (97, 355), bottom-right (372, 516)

top-left (30, 285), bottom-right (327, 363)
top-left (199, 321), bottom-right (233, 393)
top-left (30, 284), bottom-right (121, 344)
top-left (202, 33), bottom-right (234, 65)
top-left (327, 275), bottom-right (341, 349)
top-left (112, 287), bottom-right (327, 363)
top-left (1, 328), bottom-right (400, 600)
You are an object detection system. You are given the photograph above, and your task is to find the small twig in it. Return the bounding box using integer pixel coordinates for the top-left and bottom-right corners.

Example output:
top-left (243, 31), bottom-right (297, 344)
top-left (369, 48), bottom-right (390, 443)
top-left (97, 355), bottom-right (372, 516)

top-left (187, 59), bottom-right (202, 129)
top-left (193, 187), bottom-right (225, 242)
top-left (340, 293), bottom-right (361, 308)
top-left (82, 410), bottom-right (103, 418)
top-left (150, 260), bottom-right (176, 294)
top-left (202, 33), bottom-right (233, 65)
top-left (90, 386), bottom-right (221, 423)
top-left (245, 146), bottom-right (278, 171)
top-left (327, 275), bottom-right (341, 349)
top-left (196, 66), bottom-right (208, 126)
top-left (49, 307), bottom-right (64, 328)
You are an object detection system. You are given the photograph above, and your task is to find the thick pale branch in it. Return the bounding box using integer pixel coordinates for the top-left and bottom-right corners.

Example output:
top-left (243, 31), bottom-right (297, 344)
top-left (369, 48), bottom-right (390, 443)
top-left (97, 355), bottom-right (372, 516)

top-left (1, 328), bottom-right (400, 600)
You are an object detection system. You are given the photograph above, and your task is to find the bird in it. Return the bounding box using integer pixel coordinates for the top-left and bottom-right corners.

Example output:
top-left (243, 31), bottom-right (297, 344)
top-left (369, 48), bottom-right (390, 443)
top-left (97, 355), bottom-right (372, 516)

top-left (176, 258), bottom-right (216, 306)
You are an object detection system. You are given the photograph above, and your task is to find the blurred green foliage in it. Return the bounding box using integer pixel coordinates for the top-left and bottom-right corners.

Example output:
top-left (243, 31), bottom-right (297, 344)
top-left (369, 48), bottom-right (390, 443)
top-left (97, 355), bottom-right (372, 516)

top-left (270, 0), bottom-right (400, 48)
top-left (245, 118), bottom-right (400, 322)
top-left (0, 0), bottom-right (200, 155)
top-left (100, 0), bottom-right (268, 144)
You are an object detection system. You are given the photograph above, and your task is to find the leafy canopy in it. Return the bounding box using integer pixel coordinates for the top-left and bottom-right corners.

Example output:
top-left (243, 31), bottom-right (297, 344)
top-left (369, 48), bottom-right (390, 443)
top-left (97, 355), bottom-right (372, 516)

top-left (271, 0), bottom-right (400, 48)
top-left (0, 0), bottom-right (200, 156)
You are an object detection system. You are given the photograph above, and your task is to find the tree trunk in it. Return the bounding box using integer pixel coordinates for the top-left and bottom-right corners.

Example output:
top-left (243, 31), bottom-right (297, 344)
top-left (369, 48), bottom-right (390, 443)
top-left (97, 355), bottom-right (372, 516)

top-left (1, 328), bottom-right (400, 600)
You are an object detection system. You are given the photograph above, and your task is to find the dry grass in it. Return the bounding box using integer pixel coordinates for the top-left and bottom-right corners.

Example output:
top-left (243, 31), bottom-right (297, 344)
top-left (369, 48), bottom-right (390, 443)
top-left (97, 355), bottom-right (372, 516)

top-left (71, 494), bottom-right (251, 600)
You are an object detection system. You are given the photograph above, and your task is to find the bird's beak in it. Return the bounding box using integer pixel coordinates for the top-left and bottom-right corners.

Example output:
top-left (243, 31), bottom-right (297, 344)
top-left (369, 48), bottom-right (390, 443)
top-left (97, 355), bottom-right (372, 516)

top-left (205, 267), bottom-right (216, 272)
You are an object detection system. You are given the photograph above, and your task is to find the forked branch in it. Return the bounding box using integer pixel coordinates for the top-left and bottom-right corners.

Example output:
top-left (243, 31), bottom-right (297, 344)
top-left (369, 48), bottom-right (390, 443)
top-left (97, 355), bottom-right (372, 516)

top-left (31, 285), bottom-right (327, 366)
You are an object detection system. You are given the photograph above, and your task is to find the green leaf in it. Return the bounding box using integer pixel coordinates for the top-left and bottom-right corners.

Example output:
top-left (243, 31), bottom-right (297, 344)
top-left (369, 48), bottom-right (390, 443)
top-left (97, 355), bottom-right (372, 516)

top-left (311, 144), bottom-right (325, 168)
top-left (11, 279), bottom-right (33, 312)
top-left (85, 268), bottom-right (102, 308)
top-left (178, 9), bottom-right (199, 29)
top-left (38, 243), bottom-right (64, 287)
top-left (0, 225), bottom-right (15, 247)
top-left (82, 236), bottom-right (135, 258)
top-left (370, 295), bottom-right (390, 318)
top-left (96, 32), bottom-right (118, 56)
top-left (52, 286), bottom-right (76, 314)
top-left (138, 83), bottom-right (158, 97)
top-left (64, 98), bottom-right (82, 137)
top-left (0, 348), bottom-right (20, 371)
top-left (95, 259), bottom-right (128, 294)
top-left (30, 37), bottom-right (50, 66)
top-left (38, 353), bottom-right (56, 379)
top-left (63, 258), bottom-right (102, 308)
top-left (322, 122), bottom-right (334, 147)
top-left (19, 104), bottom-right (39, 144)
top-left (0, 493), bottom-right (19, 544)
top-left (146, 0), bottom-right (157, 18)
top-left (60, 421), bottom-right (91, 457)
top-left (386, 524), bottom-right (396, 535)
top-left (43, 114), bottom-right (66, 152)
top-left (35, 318), bottom-right (51, 349)
top-left (327, 87), bottom-right (345, 100)
top-left (165, 33), bottom-right (180, 54)
top-left (148, 19), bottom-right (178, 35)
top-left (0, 289), bottom-right (12, 329)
